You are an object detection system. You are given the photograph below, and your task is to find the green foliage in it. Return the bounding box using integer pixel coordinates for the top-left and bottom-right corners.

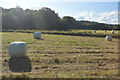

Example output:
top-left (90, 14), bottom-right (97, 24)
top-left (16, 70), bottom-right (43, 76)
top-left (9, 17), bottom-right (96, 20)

top-left (1, 7), bottom-right (118, 30)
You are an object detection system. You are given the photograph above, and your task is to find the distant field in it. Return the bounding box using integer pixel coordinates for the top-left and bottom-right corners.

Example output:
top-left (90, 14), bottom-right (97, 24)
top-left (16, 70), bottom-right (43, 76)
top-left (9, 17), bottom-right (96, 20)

top-left (1, 30), bottom-right (119, 79)
top-left (2, 29), bottom-right (120, 38)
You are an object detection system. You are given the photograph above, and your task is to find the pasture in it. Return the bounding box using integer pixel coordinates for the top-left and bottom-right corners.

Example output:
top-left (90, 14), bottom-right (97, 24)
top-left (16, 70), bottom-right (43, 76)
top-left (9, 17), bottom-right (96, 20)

top-left (1, 30), bottom-right (119, 79)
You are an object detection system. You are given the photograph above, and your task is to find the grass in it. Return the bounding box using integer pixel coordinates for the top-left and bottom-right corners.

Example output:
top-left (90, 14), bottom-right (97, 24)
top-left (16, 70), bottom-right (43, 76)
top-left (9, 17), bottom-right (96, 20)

top-left (1, 30), bottom-right (119, 79)
top-left (2, 29), bottom-right (120, 38)
top-left (2, 73), bottom-right (30, 79)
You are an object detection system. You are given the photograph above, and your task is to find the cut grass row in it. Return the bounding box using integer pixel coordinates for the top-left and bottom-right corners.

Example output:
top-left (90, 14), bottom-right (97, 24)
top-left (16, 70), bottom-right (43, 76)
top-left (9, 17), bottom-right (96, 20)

top-left (1, 29), bottom-right (120, 38)
top-left (2, 32), bottom-right (119, 78)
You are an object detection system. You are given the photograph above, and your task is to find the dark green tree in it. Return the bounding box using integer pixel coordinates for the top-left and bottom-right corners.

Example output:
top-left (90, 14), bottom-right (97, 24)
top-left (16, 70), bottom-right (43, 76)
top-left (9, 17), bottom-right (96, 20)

top-left (61, 16), bottom-right (76, 29)
top-left (1, 7), bottom-right (119, 30)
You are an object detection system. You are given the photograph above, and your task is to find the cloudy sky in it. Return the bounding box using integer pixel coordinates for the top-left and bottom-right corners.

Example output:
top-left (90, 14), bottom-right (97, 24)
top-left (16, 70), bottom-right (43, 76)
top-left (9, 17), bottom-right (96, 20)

top-left (0, 0), bottom-right (119, 24)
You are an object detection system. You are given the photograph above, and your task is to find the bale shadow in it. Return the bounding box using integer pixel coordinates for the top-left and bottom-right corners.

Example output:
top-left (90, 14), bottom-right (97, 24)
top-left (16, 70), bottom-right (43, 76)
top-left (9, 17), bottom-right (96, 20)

top-left (8, 57), bottom-right (32, 72)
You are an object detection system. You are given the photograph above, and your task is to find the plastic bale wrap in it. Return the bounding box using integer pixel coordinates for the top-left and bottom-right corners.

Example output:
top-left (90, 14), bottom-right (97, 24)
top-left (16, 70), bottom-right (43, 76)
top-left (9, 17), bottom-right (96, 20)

top-left (9, 42), bottom-right (27, 57)
top-left (104, 30), bottom-right (107, 32)
top-left (111, 30), bottom-right (115, 34)
top-left (92, 30), bottom-right (96, 33)
top-left (34, 32), bottom-right (41, 39)
top-left (105, 35), bottom-right (112, 41)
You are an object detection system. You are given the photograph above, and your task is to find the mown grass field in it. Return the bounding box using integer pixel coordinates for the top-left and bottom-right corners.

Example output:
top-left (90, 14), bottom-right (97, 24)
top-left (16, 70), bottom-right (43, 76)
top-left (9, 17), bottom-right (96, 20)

top-left (1, 30), bottom-right (119, 79)
top-left (2, 29), bottom-right (120, 37)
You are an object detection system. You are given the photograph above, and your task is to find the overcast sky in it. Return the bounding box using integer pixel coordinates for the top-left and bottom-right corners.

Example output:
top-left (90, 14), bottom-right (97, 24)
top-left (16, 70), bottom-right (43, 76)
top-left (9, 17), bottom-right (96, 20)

top-left (0, 0), bottom-right (119, 24)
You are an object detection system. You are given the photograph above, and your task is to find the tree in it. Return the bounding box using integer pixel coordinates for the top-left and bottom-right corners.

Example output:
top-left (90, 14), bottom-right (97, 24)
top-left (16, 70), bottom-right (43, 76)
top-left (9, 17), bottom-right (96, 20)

top-left (61, 16), bottom-right (76, 29)
top-left (1, 7), bottom-right (119, 30)
top-left (2, 13), bottom-right (17, 29)
top-left (10, 7), bottom-right (27, 29)
top-left (38, 7), bottom-right (60, 30)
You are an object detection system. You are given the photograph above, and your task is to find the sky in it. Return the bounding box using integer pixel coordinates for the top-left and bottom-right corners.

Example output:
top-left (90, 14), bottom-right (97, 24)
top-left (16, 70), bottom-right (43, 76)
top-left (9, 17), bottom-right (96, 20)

top-left (0, 0), bottom-right (119, 24)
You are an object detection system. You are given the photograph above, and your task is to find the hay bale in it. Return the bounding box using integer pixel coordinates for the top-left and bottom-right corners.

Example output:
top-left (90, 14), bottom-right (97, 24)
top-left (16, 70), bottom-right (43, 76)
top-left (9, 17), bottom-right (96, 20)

top-left (34, 32), bottom-right (41, 39)
top-left (104, 30), bottom-right (107, 32)
top-left (105, 35), bottom-right (112, 41)
top-left (92, 30), bottom-right (96, 33)
top-left (111, 30), bottom-right (115, 34)
top-left (9, 42), bottom-right (27, 57)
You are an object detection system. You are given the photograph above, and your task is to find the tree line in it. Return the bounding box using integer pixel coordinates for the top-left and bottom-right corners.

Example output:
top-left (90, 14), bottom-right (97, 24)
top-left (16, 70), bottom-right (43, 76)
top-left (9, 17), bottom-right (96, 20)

top-left (1, 7), bottom-right (119, 30)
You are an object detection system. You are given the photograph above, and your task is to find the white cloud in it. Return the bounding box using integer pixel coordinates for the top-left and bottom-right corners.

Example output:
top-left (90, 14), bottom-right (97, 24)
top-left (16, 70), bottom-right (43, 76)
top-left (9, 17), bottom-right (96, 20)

top-left (75, 11), bottom-right (118, 24)
top-left (97, 11), bottom-right (118, 24)
top-left (75, 11), bottom-right (96, 21)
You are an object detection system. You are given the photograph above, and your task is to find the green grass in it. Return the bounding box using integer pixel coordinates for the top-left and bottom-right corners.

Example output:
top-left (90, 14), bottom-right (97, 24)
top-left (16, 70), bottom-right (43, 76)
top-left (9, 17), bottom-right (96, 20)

top-left (2, 29), bottom-right (120, 38)
top-left (2, 31), bottom-right (119, 78)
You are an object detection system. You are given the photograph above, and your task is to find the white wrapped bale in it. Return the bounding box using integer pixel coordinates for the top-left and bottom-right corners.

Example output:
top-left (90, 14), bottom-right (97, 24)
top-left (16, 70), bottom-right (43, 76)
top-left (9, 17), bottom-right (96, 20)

top-left (105, 35), bottom-right (112, 41)
top-left (104, 30), bottom-right (107, 32)
top-left (34, 32), bottom-right (41, 39)
top-left (111, 30), bottom-right (114, 34)
top-left (9, 42), bottom-right (27, 57)
top-left (92, 30), bottom-right (96, 33)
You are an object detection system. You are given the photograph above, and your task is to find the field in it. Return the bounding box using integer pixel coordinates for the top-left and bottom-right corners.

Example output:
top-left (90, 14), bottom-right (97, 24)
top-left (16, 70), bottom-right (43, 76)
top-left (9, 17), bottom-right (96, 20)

top-left (1, 30), bottom-right (120, 79)
top-left (2, 29), bottom-right (120, 38)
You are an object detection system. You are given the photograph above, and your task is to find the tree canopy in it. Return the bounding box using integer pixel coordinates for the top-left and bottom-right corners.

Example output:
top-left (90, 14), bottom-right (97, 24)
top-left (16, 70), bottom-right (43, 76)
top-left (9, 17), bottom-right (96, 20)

top-left (1, 7), bottom-right (119, 30)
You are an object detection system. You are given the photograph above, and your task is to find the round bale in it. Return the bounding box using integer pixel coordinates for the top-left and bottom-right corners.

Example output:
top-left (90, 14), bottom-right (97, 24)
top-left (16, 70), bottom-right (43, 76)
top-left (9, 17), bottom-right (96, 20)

top-left (9, 42), bottom-right (27, 57)
top-left (92, 30), bottom-right (96, 33)
top-left (111, 30), bottom-right (115, 34)
top-left (104, 30), bottom-right (107, 32)
top-left (105, 35), bottom-right (112, 41)
top-left (34, 32), bottom-right (41, 39)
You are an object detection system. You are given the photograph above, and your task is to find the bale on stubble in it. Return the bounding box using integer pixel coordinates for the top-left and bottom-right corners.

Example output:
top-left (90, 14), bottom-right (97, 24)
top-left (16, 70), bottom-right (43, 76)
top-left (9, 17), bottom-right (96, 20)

top-left (92, 30), bottom-right (96, 33)
top-left (111, 30), bottom-right (115, 34)
top-left (9, 42), bottom-right (27, 57)
top-left (105, 35), bottom-right (112, 41)
top-left (104, 30), bottom-right (107, 32)
top-left (34, 32), bottom-right (41, 39)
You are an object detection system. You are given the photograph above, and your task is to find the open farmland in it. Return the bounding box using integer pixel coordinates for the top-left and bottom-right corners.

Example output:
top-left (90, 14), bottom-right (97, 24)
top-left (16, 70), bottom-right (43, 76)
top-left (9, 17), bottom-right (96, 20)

top-left (1, 30), bottom-right (119, 79)
top-left (2, 29), bottom-right (120, 38)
